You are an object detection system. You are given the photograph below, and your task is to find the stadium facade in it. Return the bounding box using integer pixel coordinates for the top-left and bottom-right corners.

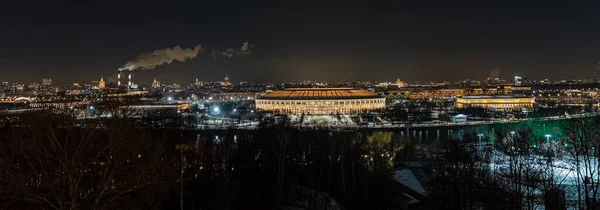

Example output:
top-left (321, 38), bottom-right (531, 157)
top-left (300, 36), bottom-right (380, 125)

top-left (255, 88), bottom-right (386, 114)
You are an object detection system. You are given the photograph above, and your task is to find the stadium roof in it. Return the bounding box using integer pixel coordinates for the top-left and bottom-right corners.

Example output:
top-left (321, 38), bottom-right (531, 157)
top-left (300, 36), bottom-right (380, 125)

top-left (258, 88), bottom-right (382, 100)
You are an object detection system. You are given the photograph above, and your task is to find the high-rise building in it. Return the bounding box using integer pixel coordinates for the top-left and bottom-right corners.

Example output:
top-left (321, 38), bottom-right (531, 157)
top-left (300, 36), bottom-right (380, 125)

top-left (396, 78), bottom-right (406, 88)
top-left (514, 76), bottom-right (522, 86)
top-left (98, 76), bottom-right (106, 89)
top-left (222, 75), bottom-right (230, 86)
top-left (195, 78), bottom-right (203, 87)
top-left (152, 78), bottom-right (161, 89)
top-left (42, 78), bottom-right (52, 86)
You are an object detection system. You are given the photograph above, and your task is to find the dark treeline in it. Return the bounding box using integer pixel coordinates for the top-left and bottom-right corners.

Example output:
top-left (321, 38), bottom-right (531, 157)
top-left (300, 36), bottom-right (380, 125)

top-left (164, 126), bottom-right (422, 209)
top-left (2, 109), bottom-right (600, 209)
top-left (0, 111), bottom-right (177, 210)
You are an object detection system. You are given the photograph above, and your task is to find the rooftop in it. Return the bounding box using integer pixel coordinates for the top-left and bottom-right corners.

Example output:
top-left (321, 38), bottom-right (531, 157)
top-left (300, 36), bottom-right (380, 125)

top-left (461, 95), bottom-right (534, 99)
top-left (258, 88), bottom-right (382, 100)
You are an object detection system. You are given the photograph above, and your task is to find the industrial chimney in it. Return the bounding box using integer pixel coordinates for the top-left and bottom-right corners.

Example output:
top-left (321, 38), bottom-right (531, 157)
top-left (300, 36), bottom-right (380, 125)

top-left (128, 69), bottom-right (132, 87)
top-left (117, 70), bottom-right (122, 86)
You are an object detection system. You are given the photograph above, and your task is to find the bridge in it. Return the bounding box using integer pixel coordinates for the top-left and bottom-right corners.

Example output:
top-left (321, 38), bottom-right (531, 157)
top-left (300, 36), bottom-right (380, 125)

top-left (14, 97), bottom-right (33, 102)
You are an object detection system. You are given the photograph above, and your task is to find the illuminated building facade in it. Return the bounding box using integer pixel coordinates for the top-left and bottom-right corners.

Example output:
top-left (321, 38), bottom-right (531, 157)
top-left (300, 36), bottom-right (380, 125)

top-left (256, 88), bottom-right (386, 114)
top-left (456, 96), bottom-right (535, 109)
top-left (152, 78), bottom-right (161, 89)
top-left (408, 89), bottom-right (465, 100)
top-left (514, 76), bottom-right (522, 86)
top-left (222, 75), bottom-right (230, 87)
top-left (42, 78), bottom-right (52, 86)
top-left (98, 76), bottom-right (105, 89)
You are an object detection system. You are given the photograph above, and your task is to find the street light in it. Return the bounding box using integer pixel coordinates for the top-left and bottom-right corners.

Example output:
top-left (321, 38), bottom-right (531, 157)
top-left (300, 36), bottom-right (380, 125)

top-left (544, 134), bottom-right (553, 151)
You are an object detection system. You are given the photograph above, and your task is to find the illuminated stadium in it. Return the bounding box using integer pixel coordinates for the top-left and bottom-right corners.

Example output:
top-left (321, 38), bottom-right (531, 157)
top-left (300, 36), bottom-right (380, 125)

top-left (255, 88), bottom-right (386, 114)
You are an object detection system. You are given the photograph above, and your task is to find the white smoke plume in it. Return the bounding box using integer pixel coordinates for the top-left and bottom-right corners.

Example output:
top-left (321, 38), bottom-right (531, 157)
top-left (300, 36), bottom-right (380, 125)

top-left (221, 49), bottom-right (237, 58)
top-left (219, 42), bottom-right (255, 59)
top-left (119, 44), bottom-right (203, 71)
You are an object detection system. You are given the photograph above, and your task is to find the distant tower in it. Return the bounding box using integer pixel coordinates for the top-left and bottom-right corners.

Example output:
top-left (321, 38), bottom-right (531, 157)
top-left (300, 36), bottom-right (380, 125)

top-left (98, 75), bottom-right (105, 89)
top-left (222, 75), bottom-right (230, 86)
top-left (42, 78), bottom-right (52, 86)
top-left (396, 78), bottom-right (405, 88)
top-left (152, 78), bottom-right (161, 89)
top-left (514, 76), bottom-right (522, 86)
top-left (195, 78), bottom-right (203, 87)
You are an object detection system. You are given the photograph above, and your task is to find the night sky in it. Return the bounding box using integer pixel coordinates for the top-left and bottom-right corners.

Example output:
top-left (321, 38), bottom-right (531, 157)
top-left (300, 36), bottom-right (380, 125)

top-left (2, 1), bottom-right (600, 85)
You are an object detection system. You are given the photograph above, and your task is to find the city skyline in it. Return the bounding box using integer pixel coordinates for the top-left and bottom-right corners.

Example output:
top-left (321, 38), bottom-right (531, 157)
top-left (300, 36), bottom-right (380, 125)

top-left (4, 73), bottom-right (599, 87)
top-left (6, 2), bottom-right (600, 209)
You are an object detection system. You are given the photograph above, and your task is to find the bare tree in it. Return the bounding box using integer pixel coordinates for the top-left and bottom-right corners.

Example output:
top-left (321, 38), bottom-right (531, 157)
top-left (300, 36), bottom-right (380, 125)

top-left (493, 126), bottom-right (541, 209)
top-left (562, 117), bottom-right (600, 209)
top-left (0, 111), bottom-right (177, 210)
top-left (273, 127), bottom-right (290, 206)
top-left (365, 131), bottom-right (393, 171)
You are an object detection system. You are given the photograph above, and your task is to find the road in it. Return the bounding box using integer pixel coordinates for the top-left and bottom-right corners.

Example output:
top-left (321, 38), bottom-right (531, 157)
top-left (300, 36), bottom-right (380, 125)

top-left (190, 113), bottom-right (600, 130)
